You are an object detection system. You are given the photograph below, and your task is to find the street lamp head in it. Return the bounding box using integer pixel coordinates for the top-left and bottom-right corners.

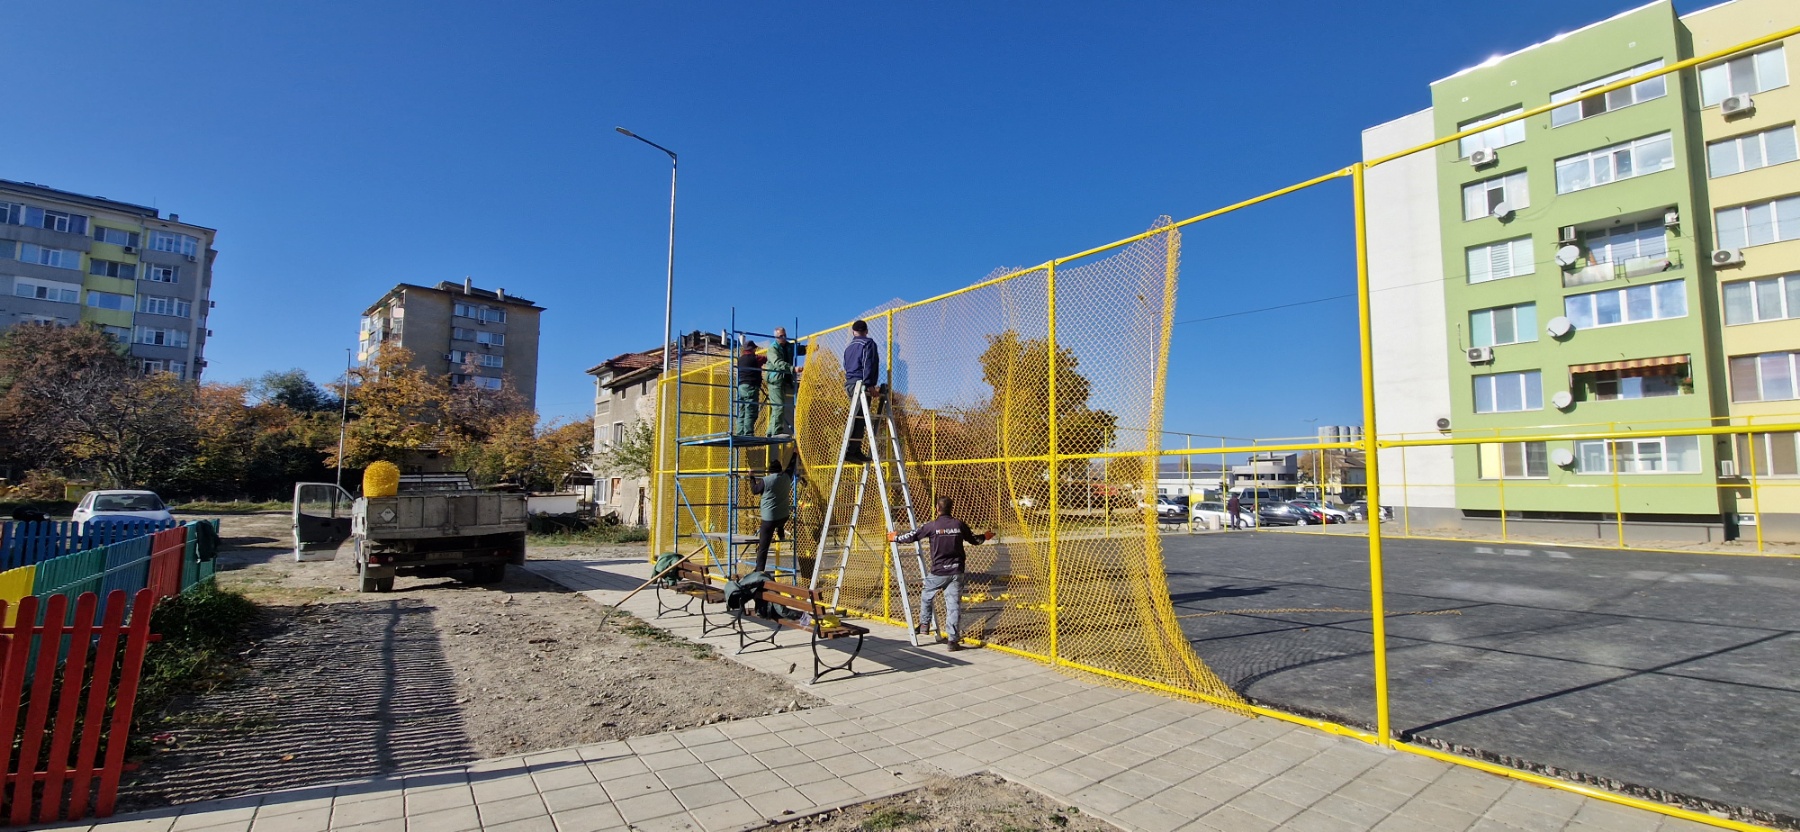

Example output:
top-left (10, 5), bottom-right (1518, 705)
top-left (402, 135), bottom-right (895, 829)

top-left (614, 127), bottom-right (636, 137)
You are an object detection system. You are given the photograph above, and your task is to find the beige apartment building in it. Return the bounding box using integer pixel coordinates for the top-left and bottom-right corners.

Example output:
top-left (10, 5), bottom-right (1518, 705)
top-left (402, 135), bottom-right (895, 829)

top-left (358, 278), bottom-right (544, 410)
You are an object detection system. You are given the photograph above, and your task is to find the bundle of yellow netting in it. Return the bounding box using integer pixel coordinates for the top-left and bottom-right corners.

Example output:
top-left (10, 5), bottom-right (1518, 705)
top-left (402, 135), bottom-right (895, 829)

top-left (363, 461), bottom-right (400, 498)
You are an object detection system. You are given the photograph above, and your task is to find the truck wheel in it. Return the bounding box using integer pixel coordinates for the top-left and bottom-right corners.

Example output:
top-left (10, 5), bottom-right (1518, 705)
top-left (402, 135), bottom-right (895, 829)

top-left (358, 560), bottom-right (394, 593)
top-left (472, 563), bottom-right (506, 584)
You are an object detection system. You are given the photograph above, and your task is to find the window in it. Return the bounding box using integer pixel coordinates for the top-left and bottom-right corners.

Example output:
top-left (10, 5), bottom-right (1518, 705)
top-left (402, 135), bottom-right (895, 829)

top-left (612, 422), bottom-right (625, 445)
top-left (1478, 442), bottom-right (1548, 479)
top-left (15, 243), bottom-right (81, 270)
top-left (86, 290), bottom-right (132, 311)
top-left (452, 327), bottom-right (474, 341)
top-left (1469, 302), bottom-right (1537, 347)
top-left (1576, 436), bottom-right (1701, 474)
top-left (1566, 220), bottom-right (1673, 287)
top-left (144, 263), bottom-right (179, 283)
top-left (1564, 279), bottom-right (1687, 330)
top-left (11, 277), bottom-right (79, 303)
top-left (1555, 133), bottom-right (1675, 193)
top-left (149, 231), bottom-right (198, 256)
top-left (88, 259), bottom-right (137, 280)
top-left (1457, 108), bottom-right (1526, 158)
top-left (1708, 125), bottom-right (1799, 178)
top-left (448, 349), bottom-right (469, 364)
top-left (101, 325), bottom-right (129, 343)
top-left (480, 354), bottom-right (503, 368)
top-left (1735, 432), bottom-right (1800, 477)
top-left (0, 202), bottom-right (21, 225)
top-left (137, 295), bottom-right (191, 317)
top-left (1550, 61), bottom-right (1667, 127)
top-left (22, 207), bottom-right (89, 235)
top-left (482, 307), bottom-right (506, 324)
top-left (475, 331), bottom-right (504, 346)
top-left (1729, 351), bottom-right (1800, 402)
top-left (1473, 370), bottom-right (1542, 413)
top-left (1462, 171), bottom-right (1530, 221)
top-left (454, 302), bottom-right (478, 319)
top-left (1577, 362), bottom-right (1687, 401)
top-left (135, 326), bottom-right (189, 347)
top-left (1723, 274), bottom-right (1800, 325)
top-left (140, 359), bottom-right (166, 375)
top-left (1715, 194), bottom-right (1800, 251)
top-left (455, 302), bottom-right (508, 323)
top-left (452, 374), bottom-right (502, 390)
top-left (1700, 46), bottom-right (1788, 107)
top-left (93, 226), bottom-right (141, 248)
top-left (1466, 237), bottom-right (1535, 284)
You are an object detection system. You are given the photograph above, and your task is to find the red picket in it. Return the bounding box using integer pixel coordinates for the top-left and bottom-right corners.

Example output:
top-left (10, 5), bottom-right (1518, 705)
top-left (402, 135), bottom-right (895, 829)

top-left (65, 593), bottom-right (127, 821)
top-left (0, 595), bottom-right (39, 812)
top-left (146, 528), bottom-right (187, 601)
top-left (94, 589), bottom-right (153, 818)
top-left (37, 593), bottom-right (96, 824)
top-left (11, 595), bottom-right (67, 824)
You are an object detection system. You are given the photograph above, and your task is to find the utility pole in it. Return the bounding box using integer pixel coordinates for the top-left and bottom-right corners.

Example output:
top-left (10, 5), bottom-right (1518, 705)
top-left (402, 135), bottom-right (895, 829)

top-left (337, 347), bottom-right (351, 489)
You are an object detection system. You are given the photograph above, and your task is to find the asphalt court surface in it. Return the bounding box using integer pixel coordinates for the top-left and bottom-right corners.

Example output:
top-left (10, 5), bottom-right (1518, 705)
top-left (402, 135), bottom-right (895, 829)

top-left (1162, 530), bottom-right (1800, 822)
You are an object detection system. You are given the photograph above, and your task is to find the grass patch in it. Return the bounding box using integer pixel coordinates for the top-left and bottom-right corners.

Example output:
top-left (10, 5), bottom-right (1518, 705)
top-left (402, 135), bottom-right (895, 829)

top-left (531, 525), bottom-right (650, 546)
top-left (135, 583), bottom-right (260, 739)
top-left (173, 500), bottom-right (289, 514)
top-left (616, 615), bottom-right (714, 659)
top-left (861, 808), bottom-right (925, 831)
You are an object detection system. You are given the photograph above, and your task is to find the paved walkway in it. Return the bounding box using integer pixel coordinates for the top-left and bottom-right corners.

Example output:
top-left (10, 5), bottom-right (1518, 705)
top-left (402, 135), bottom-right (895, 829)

top-left (55, 556), bottom-right (1726, 832)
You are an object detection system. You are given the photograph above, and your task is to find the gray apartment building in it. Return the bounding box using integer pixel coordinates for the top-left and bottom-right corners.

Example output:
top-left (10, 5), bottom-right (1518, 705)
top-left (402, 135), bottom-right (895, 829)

top-left (0, 179), bottom-right (216, 379)
top-left (359, 279), bottom-right (544, 409)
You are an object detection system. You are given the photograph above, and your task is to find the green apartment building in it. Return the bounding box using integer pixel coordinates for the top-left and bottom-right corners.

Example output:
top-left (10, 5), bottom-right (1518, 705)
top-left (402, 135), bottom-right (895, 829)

top-left (1366, 0), bottom-right (1800, 540)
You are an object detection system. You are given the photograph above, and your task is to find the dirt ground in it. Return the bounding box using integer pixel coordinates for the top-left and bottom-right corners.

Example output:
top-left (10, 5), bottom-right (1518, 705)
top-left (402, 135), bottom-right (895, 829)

top-left (764, 773), bottom-right (1119, 832)
top-left (119, 512), bottom-right (821, 808)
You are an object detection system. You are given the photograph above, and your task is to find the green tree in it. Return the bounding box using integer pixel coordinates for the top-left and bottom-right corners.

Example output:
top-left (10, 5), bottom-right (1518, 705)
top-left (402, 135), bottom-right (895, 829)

top-left (597, 420), bottom-right (656, 481)
top-left (339, 345), bottom-right (446, 468)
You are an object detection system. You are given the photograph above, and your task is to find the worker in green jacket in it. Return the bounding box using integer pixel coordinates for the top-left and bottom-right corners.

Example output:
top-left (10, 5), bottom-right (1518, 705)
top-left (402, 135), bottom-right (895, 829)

top-left (764, 327), bottom-right (803, 437)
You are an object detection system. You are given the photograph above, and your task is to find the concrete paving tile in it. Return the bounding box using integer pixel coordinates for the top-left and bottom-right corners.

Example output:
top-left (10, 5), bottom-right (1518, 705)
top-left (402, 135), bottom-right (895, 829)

top-left (673, 781), bottom-right (739, 811)
top-left (744, 790), bottom-right (807, 819)
top-left (685, 800), bottom-right (762, 832)
top-left (1372, 812), bottom-right (1458, 832)
top-left (774, 760), bottom-right (835, 787)
top-left (476, 794), bottom-right (550, 826)
top-left (402, 805), bottom-right (480, 832)
top-left (1029, 765), bottom-right (1103, 796)
top-left (1231, 789), bottom-right (1309, 824)
top-left (1197, 804), bottom-right (1278, 832)
top-left (470, 775), bottom-right (540, 804)
top-left (403, 785), bottom-right (473, 814)
top-left (546, 801), bottom-right (626, 832)
top-left (330, 796), bottom-right (405, 827)
top-left (1311, 793), bottom-right (1396, 828)
top-left (335, 819), bottom-right (404, 832)
top-left (1566, 802), bottom-right (1666, 832)
top-left (600, 771), bottom-right (666, 802)
top-left (657, 763), bottom-right (721, 790)
top-left (624, 733), bottom-right (687, 756)
top-left (172, 808), bottom-right (256, 830)
top-left (1069, 784), bottom-right (1137, 815)
top-left (734, 733), bottom-right (790, 754)
top-left (723, 770), bottom-right (788, 798)
top-left (639, 748), bottom-right (702, 771)
top-left (247, 808), bottom-right (330, 832)
top-left (1381, 799), bottom-right (1481, 831)
top-left (795, 778), bottom-right (865, 807)
top-left (586, 756), bottom-right (651, 782)
top-left (704, 754), bottom-right (768, 780)
top-left (842, 768), bottom-right (912, 795)
top-left (613, 792), bottom-right (686, 825)
top-left (540, 783), bottom-right (612, 814)
top-left (1112, 800), bottom-right (1192, 832)
top-left (1340, 784), bottom-right (1421, 814)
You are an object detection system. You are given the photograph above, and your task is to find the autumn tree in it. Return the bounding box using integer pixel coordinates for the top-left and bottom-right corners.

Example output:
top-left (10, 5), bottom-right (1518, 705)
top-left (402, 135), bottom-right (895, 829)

top-left (339, 345), bottom-right (446, 467)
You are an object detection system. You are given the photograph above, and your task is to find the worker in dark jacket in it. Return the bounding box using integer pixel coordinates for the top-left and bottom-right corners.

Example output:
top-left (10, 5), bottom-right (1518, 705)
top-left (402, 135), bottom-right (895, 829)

top-left (764, 327), bottom-right (802, 437)
top-left (842, 320), bottom-right (881, 464)
top-left (888, 496), bottom-right (993, 651)
top-left (746, 453), bottom-right (798, 573)
top-left (734, 340), bottom-right (766, 436)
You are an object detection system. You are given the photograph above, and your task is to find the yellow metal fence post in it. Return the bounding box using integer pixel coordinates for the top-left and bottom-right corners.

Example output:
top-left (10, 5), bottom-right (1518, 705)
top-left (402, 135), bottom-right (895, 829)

top-left (1351, 162), bottom-right (1394, 747)
top-left (1610, 423), bottom-right (1625, 549)
top-left (1748, 420), bottom-right (1764, 554)
top-left (1046, 261), bottom-right (1060, 664)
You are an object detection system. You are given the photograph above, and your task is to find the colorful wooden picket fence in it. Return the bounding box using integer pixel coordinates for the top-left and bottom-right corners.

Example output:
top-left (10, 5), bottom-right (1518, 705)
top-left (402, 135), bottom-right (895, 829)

top-left (0, 521), bottom-right (220, 824)
top-left (0, 521), bottom-right (178, 572)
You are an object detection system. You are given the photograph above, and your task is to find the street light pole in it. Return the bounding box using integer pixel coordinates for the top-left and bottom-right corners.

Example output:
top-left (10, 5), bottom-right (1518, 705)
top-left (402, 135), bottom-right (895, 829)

top-left (617, 127), bottom-right (678, 540)
top-left (337, 347), bottom-right (351, 489)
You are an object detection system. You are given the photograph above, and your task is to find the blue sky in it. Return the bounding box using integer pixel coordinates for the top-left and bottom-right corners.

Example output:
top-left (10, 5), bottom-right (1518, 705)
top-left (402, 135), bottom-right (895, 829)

top-left (0, 0), bottom-right (1672, 441)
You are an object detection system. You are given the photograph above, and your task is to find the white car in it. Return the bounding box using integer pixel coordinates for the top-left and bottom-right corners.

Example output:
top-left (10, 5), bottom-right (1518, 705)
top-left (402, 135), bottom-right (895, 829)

top-left (72, 490), bottom-right (173, 528)
top-left (1191, 501), bottom-right (1257, 528)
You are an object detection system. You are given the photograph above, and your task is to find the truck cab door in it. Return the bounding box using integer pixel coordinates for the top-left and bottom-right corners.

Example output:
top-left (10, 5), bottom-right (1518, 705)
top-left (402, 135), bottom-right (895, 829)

top-left (293, 482), bottom-right (355, 561)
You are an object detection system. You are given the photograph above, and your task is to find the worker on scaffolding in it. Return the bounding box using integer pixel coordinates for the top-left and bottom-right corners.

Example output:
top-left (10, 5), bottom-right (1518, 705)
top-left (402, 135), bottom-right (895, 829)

top-left (842, 319), bottom-right (880, 464)
top-left (747, 452), bottom-right (799, 573)
top-left (734, 338), bottom-right (766, 436)
top-left (888, 496), bottom-right (994, 652)
top-left (764, 326), bottom-right (802, 438)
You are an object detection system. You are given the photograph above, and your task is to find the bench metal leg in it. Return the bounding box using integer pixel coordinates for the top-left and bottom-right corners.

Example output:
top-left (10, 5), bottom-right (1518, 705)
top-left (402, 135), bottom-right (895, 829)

top-left (734, 609), bottom-right (779, 655)
top-left (699, 601), bottom-right (734, 637)
top-left (656, 585), bottom-right (696, 618)
top-left (808, 632), bottom-right (865, 685)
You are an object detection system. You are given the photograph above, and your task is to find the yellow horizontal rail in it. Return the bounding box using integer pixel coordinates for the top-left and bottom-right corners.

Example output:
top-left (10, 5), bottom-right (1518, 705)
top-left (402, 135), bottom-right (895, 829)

top-left (1365, 23), bottom-right (1800, 169)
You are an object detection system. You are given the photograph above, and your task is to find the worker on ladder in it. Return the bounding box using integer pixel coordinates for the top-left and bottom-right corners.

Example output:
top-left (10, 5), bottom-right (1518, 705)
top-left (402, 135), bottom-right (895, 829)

top-left (842, 319), bottom-right (880, 464)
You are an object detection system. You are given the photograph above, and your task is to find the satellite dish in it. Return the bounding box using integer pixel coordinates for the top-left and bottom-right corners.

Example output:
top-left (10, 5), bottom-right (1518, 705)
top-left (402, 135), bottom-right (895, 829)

top-left (1552, 390), bottom-right (1574, 410)
top-left (1555, 245), bottom-right (1582, 268)
top-left (1551, 448), bottom-right (1576, 468)
top-left (1547, 316), bottom-right (1574, 338)
top-left (1491, 201), bottom-right (1515, 220)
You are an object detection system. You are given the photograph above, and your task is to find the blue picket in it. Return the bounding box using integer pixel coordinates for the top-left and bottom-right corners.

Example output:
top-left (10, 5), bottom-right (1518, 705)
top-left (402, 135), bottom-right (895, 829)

top-left (0, 520), bottom-right (177, 571)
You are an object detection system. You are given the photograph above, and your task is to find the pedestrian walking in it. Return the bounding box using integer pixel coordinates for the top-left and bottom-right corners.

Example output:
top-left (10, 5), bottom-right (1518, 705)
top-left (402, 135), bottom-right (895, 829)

top-left (733, 339), bottom-right (765, 436)
top-left (889, 496), bottom-right (993, 651)
top-left (842, 319), bottom-right (880, 464)
top-left (764, 327), bottom-right (801, 437)
top-left (1227, 493), bottom-right (1244, 529)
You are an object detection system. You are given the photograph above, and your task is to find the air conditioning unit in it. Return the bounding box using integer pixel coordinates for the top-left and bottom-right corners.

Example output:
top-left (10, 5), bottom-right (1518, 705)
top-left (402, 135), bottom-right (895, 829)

top-left (1713, 248), bottom-right (1746, 267)
top-left (444, 353), bottom-right (456, 361)
top-left (1664, 210), bottom-right (1680, 228)
top-left (1719, 459), bottom-right (1739, 478)
top-left (1466, 346), bottom-right (1494, 364)
top-left (122, 245), bottom-right (137, 254)
top-left (1469, 147), bottom-right (1499, 168)
top-left (1558, 225), bottom-right (1579, 244)
top-left (184, 254), bottom-right (197, 263)
top-left (1721, 94), bottom-right (1755, 117)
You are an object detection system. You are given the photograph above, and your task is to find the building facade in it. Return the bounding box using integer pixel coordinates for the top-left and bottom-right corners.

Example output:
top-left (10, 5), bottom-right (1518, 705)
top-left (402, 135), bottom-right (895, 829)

top-left (1365, 0), bottom-right (1800, 539)
top-left (358, 279), bottom-right (543, 410)
top-left (0, 179), bottom-right (216, 379)
top-left (586, 332), bottom-right (726, 525)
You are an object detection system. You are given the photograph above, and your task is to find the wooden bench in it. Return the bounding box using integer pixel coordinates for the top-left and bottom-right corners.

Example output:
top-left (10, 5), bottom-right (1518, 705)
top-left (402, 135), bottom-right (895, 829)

top-left (655, 559), bottom-right (732, 635)
top-left (735, 580), bottom-right (868, 684)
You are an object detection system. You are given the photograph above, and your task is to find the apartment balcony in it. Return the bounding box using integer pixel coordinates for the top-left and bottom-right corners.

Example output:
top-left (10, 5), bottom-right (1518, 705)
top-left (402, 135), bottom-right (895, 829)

top-left (1563, 249), bottom-right (1681, 288)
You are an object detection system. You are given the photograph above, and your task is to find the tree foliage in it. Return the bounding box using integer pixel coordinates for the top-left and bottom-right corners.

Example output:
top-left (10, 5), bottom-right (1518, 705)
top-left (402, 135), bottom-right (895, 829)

top-left (596, 420), bottom-right (656, 481)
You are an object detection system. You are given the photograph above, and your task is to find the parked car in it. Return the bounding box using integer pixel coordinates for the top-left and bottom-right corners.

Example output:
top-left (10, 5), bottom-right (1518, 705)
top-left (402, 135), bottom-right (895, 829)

top-left (72, 490), bottom-right (173, 527)
top-left (1155, 498), bottom-right (1188, 520)
top-left (1289, 499), bottom-right (1348, 524)
top-left (1257, 502), bottom-right (1314, 526)
top-left (1192, 501), bottom-right (1257, 528)
top-left (1347, 501), bottom-right (1392, 522)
